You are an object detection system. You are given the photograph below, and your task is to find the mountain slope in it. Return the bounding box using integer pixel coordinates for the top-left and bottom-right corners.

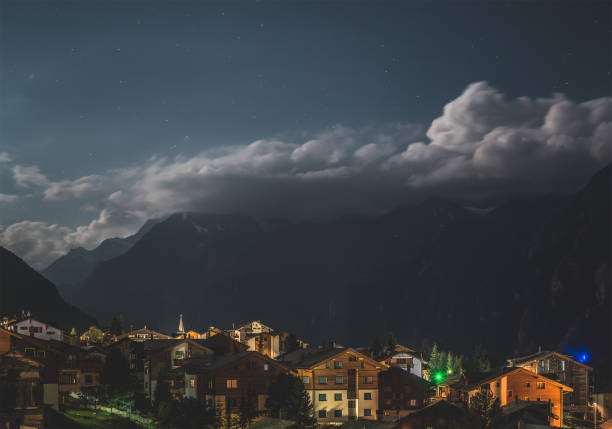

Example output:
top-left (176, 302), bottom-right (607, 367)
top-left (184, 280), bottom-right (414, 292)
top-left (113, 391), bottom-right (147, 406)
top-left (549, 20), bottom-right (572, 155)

top-left (68, 165), bottom-right (610, 387)
top-left (41, 218), bottom-right (159, 290)
top-left (0, 246), bottom-right (97, 331)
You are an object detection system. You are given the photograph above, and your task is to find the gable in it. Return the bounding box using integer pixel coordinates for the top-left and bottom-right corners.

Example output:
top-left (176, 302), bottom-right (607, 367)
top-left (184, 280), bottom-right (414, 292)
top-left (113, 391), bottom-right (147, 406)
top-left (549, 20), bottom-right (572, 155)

top-left (311, 348), bottom-right (384, 370)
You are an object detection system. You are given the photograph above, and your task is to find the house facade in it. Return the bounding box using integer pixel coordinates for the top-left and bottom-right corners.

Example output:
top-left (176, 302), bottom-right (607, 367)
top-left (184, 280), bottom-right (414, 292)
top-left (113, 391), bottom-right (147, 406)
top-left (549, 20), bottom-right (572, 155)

top-left (7, 318), bottom-right (64, 342)
top-left (143, 339), bottom-right (214, 400)
top-left (285, 347), bottom-right (386, 423)
top-left (378, 367), bottom-right (430, 421)
top-left (377, 345), bottom-right (425, 378)
top-left (182, 351), bottom-right (290, 417)
top-left (458, 367), bottom-right (573, 427)
top-left (509, 350), bottom-right (593, 417)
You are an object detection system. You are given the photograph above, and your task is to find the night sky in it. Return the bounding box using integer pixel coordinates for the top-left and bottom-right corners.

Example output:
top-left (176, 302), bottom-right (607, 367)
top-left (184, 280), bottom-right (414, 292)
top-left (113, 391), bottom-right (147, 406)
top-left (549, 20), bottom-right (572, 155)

top-left (0, 0), bottom-right (610, 268)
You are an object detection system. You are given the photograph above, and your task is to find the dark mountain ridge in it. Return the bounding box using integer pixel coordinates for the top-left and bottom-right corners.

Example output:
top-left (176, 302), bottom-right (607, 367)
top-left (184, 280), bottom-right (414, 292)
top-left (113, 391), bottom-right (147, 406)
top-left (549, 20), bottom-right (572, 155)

top-left (0, 246), bottom-right (96, 331)
top-left (41, 218), bottom-right (159, 293)
top-left (60, 164), bottom-right (609, 388)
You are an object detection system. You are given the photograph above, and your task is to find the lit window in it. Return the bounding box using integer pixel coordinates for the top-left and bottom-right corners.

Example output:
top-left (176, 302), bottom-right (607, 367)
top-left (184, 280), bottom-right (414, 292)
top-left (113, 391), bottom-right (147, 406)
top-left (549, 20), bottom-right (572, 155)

top-left (264, 364), bottom-right (269, 371)
top-left (410, 399), bottom-right (417, 407)
top-left (226, 379), bottom-right (238, 389)
top-left (335, 376), bottom-right (343, 384)
top-left (302, 376), bottom-right (310, 384)
top-left (334, 361), bottom-right (343, 369)
top-left (190, 379), bottom-right (195, 388)
top-left (319, 394), bottom-right (327, 401)
top-left (561, 360), bottom-right (566, 371)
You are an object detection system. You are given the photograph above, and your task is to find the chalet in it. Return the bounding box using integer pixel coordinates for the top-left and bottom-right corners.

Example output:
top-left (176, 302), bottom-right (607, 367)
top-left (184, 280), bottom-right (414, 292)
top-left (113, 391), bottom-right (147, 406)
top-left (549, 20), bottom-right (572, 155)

top-left (201, 326), bottom-right (225, 339)
top-left (508, 350), bottom-right (594, 418)
top-left (378, 367), bottom-right (431, 421)
top-left (0, 351), bottom-right (45, 428)
top-left (143, 339), bottom-right (215, 400)
top-left (7, 317), bottom-right (64, 342)
top-left (454, 366), bottom-right (573, 427)
top-left (0, 327), bottom-right (105, 408)
top-left (181, 351), bottom-right (290, 416)
top-left (283, 347), bottom-right (386, 422)
top-left (110, 337), bottom-right (146, 378)
top-left (376, 345), bottom-right (425, 378)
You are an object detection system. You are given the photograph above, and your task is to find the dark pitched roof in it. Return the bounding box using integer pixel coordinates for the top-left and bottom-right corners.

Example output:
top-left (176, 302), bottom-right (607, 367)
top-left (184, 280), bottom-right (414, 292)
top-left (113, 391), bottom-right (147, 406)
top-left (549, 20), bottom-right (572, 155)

top-left (183, 351), bottom-right (289, 374)
top-left (509, 350), bottom-right (593, 370)
top-left (280, 347), bottom-right (347, 368)
top-left (391, 400), bottom-right (466, 427)
top-left (459, 367), bottom-right (573, 392)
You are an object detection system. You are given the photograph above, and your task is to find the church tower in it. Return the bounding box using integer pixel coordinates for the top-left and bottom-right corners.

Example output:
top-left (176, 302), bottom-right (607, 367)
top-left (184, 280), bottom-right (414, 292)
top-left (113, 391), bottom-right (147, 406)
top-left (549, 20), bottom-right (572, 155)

top-left (175, 314), bottom-right (185, 337)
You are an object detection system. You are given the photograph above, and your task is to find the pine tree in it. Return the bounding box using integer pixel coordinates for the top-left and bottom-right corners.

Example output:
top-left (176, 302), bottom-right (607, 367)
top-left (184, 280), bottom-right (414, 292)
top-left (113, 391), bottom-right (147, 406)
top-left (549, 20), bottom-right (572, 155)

top-left (446, 353), bottom-right (454, 374)
top-left (429, 344), bottom-right (441, 377)
top-left (372, 335), bottom-right (384, 358)
top-left (110, 315), bottom-right (125, 337)
top-left (100, 348), bottom-right (131, 393)
top-left (266, 373), bottom-right (315, 428)
top-left (468, 387), bottom-right (504, 428)
top-left (387, 333), bottom-right (397, 351)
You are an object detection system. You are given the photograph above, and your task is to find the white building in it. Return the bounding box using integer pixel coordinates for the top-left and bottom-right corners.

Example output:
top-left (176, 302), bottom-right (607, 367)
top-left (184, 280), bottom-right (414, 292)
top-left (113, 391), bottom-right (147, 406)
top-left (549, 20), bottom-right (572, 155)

top-left (8, 318), bottom-right (64, 342)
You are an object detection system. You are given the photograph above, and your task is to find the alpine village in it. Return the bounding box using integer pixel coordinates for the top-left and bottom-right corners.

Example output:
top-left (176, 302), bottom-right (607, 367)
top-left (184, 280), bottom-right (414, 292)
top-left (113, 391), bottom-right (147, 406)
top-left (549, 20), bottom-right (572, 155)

top-left (0, 306), bottom-right (607, 429)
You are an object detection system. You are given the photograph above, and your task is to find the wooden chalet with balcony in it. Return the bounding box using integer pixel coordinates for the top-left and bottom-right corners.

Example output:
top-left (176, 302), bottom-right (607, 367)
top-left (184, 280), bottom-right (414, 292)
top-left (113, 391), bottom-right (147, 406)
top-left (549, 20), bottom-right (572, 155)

top-left (282, 347), bottom-right (386, 423)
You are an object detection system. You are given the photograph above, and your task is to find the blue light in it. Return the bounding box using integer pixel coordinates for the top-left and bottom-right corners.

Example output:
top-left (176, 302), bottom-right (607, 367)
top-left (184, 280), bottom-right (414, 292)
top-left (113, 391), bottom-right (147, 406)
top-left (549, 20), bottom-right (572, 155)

top-left (577, 352), bottom-right (589, 363)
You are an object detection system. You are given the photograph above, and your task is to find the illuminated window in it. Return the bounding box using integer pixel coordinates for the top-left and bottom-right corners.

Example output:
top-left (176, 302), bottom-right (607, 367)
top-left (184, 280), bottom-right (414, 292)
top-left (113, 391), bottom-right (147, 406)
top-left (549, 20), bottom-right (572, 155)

top-left (226, 379), bottom-right (238, 389)
top-left (264, 364), bottom-right (269, 371)
top-left (334, 361), bottom-right (343, 369)
top-left (335, 376), bottom-right (343, 384)
top-left (561, 360), bottom-right (566, 371)
top-left (318, 376), bottom-right (328, 384)
top-left (190, 379), bottom-right (195, 388)
top-left (536, 382), bottom-right (545, 389)
top-left (410, 399), bottom-right (417, 407)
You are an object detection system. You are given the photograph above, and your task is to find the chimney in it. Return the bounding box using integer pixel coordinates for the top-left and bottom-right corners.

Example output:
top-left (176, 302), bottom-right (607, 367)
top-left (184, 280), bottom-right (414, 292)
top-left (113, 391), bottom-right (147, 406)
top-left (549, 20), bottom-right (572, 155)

top-left (538, 345), bottom-right (542, 353)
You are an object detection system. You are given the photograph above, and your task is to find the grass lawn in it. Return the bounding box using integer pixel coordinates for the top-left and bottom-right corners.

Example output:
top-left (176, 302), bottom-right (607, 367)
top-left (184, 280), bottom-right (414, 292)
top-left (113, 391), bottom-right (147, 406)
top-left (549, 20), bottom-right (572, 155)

top-left (47, 408), bottom-right (139, 429)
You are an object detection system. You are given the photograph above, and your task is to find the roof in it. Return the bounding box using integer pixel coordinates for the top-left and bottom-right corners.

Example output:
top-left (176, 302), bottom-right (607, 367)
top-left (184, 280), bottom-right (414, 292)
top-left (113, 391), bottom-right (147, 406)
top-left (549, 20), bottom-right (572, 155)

top-left (391, 399), bottom-right (466, 426)
top-left (509, 350), bottom-right (593, 371)
top-left (183, 351), bottom-right (289, 374)
top-left (143, 338), bottom-right (214, 355)
top-left (115, 328), bottom-right (171, 341)
top-left (460, 367), bottom-right (573, 392)
top-left (375, 344), bottom-right (422, 361)
top-left (280, 346), bottom-right (385, 369)
top-left (8, 317), bottom-right (64, 331)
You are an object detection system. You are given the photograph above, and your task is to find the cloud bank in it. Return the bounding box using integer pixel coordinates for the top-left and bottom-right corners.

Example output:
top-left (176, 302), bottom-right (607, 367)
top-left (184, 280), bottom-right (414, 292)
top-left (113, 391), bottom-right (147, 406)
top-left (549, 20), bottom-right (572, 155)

top-left (1, 82), bottom-right (610, 269)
